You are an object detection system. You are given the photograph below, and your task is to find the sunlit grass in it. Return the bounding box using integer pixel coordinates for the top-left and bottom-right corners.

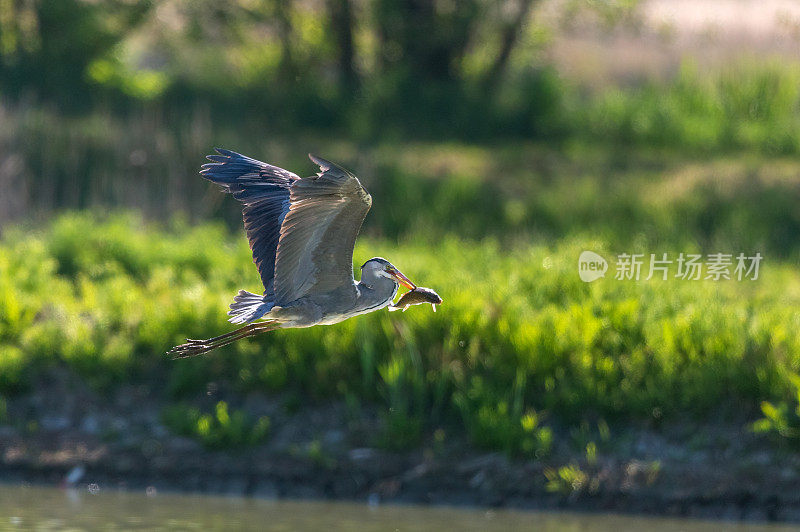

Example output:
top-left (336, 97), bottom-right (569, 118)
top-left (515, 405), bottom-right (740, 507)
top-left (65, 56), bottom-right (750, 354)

top-left (1, 212), bottom-right (799, 452)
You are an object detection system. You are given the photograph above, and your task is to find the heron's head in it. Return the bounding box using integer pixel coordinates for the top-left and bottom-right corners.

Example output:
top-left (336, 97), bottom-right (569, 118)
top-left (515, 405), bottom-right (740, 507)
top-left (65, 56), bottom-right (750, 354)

top-left (361, 257), bottom-right (416, 290)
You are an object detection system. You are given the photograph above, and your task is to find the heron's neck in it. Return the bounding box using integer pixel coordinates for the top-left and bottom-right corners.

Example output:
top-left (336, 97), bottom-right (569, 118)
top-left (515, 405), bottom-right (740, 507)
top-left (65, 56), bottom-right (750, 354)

top-left (355, 276), bottom-right (397, 313)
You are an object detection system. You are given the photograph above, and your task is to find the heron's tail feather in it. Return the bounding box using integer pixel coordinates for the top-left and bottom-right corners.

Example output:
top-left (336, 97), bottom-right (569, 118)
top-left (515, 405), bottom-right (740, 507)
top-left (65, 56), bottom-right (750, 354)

top-left (227, 290), bottom-right (274, 324)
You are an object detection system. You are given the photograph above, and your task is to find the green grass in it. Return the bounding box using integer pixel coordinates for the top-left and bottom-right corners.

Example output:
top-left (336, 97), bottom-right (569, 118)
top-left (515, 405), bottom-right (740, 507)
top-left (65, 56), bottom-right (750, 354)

top-left (1, 212), bottom-right (799, 453)
top-left (752, 373), bottom-right (800, 444)
top-left (5, 62), bottom-right (800, 259)
top-left (162, 401), bottom-right (270, 450)
top-left (573, 61), bottom-right (800, 155)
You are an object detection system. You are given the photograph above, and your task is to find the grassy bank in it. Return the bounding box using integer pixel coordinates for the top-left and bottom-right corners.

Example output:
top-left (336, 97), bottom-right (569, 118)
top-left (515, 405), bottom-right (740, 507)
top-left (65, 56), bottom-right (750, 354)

top-left (1, 212), bottom-right (798, 454)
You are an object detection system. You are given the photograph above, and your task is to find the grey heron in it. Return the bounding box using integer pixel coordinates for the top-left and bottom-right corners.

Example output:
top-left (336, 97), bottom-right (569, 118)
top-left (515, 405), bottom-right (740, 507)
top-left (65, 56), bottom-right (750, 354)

top-left (168, 149), bottom-right (418, 359)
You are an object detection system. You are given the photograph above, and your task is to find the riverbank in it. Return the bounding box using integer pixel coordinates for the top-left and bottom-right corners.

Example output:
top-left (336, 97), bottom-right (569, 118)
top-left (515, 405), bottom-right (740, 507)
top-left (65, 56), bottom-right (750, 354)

top-left (3, 368), bottom-right (799, 523)
top-left (1, 175), bottom-right (798, 524)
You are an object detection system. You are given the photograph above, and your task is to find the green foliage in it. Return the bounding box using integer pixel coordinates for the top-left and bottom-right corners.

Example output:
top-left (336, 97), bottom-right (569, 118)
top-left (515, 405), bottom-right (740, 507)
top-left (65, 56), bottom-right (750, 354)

top-left (752, 373), bottom-right (800, 442)
top-left (575, 61), bottom-right (800, 154)
top-left (374, 329), bottom-right (428, 450)
top-left (1, 212), bottom-right (798, 453)
top-left (544, 462), bottom-right (589, 495)
top-left (0, 0), bottom-right (559, 139)
top-left (454, 373), bottom-right (553, 458)
top-left (2, 0), bottom-right (799, 459)
top-left (162, 401), bottom-right (270, 450)
top-left (0, 345), bottom-right (30, 394)
top-left (4, 1), bottom-right (800, 149)
top-left (0, 1), bottom-right (151, 106)
top-left (4, 100), bottom-right (800, 263)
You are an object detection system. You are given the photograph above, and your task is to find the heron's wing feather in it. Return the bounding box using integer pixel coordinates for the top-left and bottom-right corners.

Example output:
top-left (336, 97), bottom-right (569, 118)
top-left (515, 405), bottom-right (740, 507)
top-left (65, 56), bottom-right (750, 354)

top-left (273, 155), bottom-right (372, 304)
top-left (200, 148), bottom-right (299, 291)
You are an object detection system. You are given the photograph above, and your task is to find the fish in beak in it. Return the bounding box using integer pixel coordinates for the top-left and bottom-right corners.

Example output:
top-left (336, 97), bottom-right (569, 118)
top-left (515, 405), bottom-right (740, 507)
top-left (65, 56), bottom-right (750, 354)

top-left (387, 267), bottom-right (416, 290)
top-left (388, 286), bottom-right (442, 312)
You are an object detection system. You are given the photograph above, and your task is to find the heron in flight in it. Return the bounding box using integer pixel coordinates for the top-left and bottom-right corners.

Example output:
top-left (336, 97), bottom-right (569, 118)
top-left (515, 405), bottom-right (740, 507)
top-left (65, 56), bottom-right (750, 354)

top-left (169, 149), bottom-right (417, 358)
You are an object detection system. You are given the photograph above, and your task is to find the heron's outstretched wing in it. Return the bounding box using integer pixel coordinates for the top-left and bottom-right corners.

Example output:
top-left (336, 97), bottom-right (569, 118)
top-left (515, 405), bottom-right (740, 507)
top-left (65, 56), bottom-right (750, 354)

top-left (200, 149), bottom-right (300, 291)
top-left (273, 155), bottom-right (372, 305)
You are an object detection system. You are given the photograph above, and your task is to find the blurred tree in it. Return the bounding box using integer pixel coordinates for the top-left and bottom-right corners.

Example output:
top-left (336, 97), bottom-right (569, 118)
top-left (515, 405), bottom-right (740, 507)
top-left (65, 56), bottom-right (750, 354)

top-left (0, 0), bottom-right (152, 107)
top-left (481, 0), bottom-right (537, 95)
top-left (327, 0), bottom-right (357, 96)
top-left (373, 0), bottom-right (480, 84)
top-left (273, 0), bottom-right (296, 80)
top-left (0, 0), bottom-right (551, 138)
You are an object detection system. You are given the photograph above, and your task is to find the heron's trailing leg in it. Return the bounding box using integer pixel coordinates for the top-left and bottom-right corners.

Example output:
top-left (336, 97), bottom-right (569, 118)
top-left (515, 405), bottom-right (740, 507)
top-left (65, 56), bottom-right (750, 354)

top-left (169, 321), bottom-right (280, 359)
top-left (185, 325), bottom-right (258, 345)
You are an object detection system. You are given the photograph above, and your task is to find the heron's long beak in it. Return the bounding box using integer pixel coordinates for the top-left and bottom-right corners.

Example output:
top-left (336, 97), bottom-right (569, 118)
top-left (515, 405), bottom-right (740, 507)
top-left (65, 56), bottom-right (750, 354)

top-left (389, 268), bottom-right (416, 290)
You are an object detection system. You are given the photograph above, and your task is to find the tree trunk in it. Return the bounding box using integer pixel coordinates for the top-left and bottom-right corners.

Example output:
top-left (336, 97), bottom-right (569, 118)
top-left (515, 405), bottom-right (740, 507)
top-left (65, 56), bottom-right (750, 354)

top-left (328, 0), bottom-right (357, 95)
top-left (482, 0), bottom-right (536, 94)
top-left (274, 0), bottom-right (295, 79)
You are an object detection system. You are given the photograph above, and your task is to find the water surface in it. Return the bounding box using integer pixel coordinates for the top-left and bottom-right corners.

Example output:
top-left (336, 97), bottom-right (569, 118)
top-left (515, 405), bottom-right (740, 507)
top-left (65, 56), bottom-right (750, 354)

top-left (0, 485), bottom-right (798, 531)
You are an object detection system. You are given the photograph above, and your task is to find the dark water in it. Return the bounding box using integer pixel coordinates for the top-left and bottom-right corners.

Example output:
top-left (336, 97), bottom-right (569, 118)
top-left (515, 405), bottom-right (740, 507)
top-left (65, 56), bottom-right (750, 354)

top-left (0, 485), bottom-right (798, 531)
